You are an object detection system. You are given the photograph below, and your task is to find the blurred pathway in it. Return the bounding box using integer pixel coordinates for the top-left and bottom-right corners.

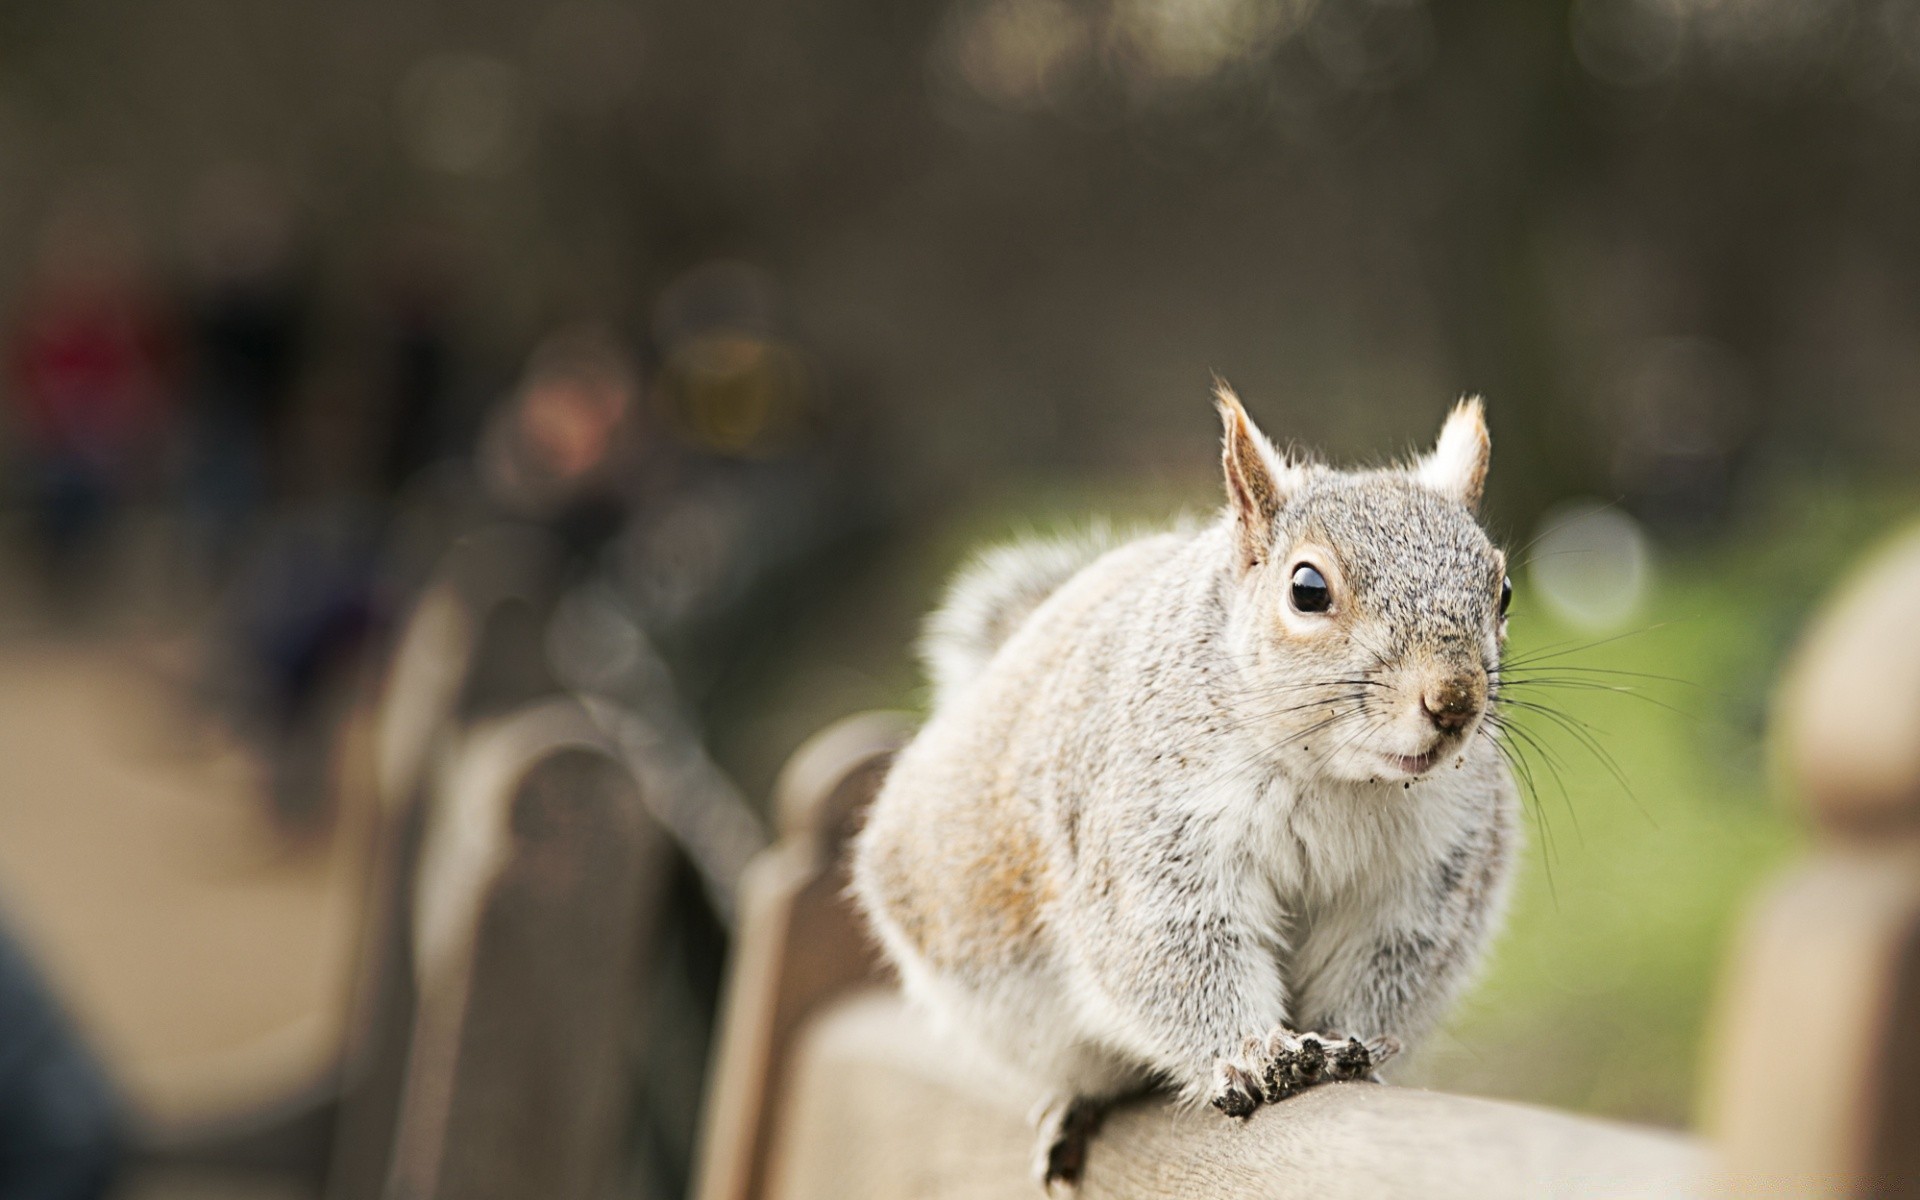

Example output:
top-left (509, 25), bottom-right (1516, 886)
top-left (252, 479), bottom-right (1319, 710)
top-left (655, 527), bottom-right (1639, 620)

top-left (0, 635), bottom-right (371, 1127)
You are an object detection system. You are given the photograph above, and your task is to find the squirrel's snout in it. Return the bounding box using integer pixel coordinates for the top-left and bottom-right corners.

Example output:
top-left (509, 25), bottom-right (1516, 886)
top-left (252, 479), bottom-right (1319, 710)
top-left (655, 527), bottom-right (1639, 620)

top-left (1421, 675), bottom-right (1484, 734)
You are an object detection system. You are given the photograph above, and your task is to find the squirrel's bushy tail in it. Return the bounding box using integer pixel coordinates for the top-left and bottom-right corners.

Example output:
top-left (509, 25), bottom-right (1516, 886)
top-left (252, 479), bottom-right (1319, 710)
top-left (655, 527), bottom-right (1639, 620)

top-left (921, 527), bottom-right (1121, 706)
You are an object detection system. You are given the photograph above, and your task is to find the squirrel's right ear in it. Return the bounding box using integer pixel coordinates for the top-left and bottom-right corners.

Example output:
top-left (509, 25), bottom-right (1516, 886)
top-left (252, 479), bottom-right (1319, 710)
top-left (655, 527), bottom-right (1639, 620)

top-left (1216, 382), bottom-right (1301, 572)
top-left (1416, 396), bottom-right (1491, 511)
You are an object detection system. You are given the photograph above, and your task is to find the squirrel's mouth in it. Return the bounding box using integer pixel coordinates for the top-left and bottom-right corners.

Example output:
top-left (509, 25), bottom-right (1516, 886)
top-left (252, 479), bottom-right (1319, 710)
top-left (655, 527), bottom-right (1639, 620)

top-left (1384, 750), bottom-right (1440, 777)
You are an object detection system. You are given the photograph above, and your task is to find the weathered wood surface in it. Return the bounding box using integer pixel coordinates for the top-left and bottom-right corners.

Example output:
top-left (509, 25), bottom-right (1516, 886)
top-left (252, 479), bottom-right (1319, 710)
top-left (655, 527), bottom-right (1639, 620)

top-left (1773, 524), bottom-right (1920, 831)
top-left (384, 696), bottom-right (668, 1200)
top-left (1706, 523), bottom-right (1920, 1198)
top-left (330, 525), bottom-right (570, 1199)
top-left (692, 711), bottom-right (916, 1200)
top-left (771, 991), bottom-right (1706, 1200)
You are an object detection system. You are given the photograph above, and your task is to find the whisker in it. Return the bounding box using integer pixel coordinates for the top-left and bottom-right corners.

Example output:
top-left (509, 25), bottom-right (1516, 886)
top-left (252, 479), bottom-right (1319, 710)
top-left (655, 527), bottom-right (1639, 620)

top-left (1495, 697), bottom-right (1655, 830)
top-left (1227, 691), bottom-right (1369, 725)
top-left (1480, 723), bottom-right (1558, 905)
top-left (1496, 677), bottom-right (1698, 721)
top-left (1497, 620), bottom-right (1694, 671)
top-left (1504, 497), bottom-right (1628, 569)
top-left (1326, 713), bottom-right (1385, 776)
top-left (1215, 702), bottom-right (1367, 775)
top-left (1215, 703), bottom-right (1371, 779)
top-left (1499, 664), bottom-right (1704, 689)
top-left (1489, 712), bottom-right (1584, 848)
top-left (1228, 678), bottom-right (1387, 703)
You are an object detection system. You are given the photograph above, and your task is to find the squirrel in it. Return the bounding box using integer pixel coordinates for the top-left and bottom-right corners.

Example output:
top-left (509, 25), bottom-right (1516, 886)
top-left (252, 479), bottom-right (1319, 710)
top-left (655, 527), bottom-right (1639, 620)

top-left (851, 386), bottom-right (1519, 1190)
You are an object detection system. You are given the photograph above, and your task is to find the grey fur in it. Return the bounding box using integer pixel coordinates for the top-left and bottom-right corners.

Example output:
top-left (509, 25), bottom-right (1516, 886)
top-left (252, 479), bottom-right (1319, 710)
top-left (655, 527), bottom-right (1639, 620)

top-left (852, 393), bottom-right (1518, 1190)
top-left (920, 527), bottom-right (1126, 707)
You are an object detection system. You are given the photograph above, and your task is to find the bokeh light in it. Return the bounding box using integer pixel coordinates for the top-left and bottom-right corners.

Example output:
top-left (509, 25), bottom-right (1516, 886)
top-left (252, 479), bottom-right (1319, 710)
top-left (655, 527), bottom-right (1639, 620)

top-left (1526, 501), bottom-right (1656, 632)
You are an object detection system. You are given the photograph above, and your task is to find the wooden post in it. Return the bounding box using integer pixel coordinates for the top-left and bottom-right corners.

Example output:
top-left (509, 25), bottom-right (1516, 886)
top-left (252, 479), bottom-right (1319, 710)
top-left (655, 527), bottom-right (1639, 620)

top-left (330, 524), bottom-right (569, 1199)
top-left (383, 696), bottom-right (670, 1200)
top-left (1707, 525), bottom-right (1920, 1197)
top-left (691, 711), bottom-right (916, 1200)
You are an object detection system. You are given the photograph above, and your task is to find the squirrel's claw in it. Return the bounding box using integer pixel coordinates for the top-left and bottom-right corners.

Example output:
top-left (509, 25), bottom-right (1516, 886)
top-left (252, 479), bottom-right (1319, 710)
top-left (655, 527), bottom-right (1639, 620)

top-left (1255, 1030), bottom-right (1321, 1102)
top-left (1208, 1060), bottom-right (1263, 1119)
top-left (1326, 1033), bottom-right (1400, 1081)
top-left (1365, 1035), bottom-right (1402, 1069)
top-left (1211, 1026), bottom-right (1402, 1119)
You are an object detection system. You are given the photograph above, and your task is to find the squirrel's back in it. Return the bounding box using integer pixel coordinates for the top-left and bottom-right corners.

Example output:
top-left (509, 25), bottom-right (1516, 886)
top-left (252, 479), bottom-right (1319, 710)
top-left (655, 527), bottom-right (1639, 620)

top-left (918, 527), bottom-right (1127, 706)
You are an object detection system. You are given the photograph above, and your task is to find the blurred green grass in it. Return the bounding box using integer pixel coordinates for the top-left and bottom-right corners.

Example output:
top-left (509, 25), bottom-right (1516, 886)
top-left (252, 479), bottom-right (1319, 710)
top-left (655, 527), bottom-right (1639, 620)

top-left (1410, 485), bottom-right (1918, 1125)
top-left (1401, 555), bottom-right (1799, 1125)
top-left (722, 475), bottom-right (1916, 1127)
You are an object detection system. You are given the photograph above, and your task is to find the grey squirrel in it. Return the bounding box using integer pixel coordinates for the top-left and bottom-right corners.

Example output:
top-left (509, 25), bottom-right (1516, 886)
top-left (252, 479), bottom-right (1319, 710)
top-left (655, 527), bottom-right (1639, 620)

top-left (851, 387), bottom-right (1519, 1189)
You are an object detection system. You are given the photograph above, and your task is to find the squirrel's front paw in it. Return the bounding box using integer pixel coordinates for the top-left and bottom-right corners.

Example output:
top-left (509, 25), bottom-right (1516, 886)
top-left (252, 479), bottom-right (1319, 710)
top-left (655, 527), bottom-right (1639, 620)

top-left (1210, 1028), bottom-right (1401, 1118)
top-left (1207, 1056), bottom-right (1264, 1119)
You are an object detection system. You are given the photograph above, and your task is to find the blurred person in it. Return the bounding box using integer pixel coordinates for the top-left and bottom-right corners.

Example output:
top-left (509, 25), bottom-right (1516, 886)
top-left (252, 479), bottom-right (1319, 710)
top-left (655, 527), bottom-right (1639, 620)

top-left (193, 232), bottom-right (468, 832)
top-left (209, 496), bottom-right (384, 833)
top-left (371, 237), bottom-right (463, 496)
top-left (0, 921), bottom-right (124, 1200)
top-left (484, 312), bottom-right (846, 689)
top-left (177, 168), bottom-right (311, 575)
top-left (5, 199), bottom-right (176, 605)
top-left (476, 324), bottom-right (642, 536)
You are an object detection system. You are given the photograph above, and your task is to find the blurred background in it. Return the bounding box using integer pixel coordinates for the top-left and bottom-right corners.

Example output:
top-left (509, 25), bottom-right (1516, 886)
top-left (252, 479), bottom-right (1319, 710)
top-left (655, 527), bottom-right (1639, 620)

top-left (0, 0), bottom-right (1914, 1194)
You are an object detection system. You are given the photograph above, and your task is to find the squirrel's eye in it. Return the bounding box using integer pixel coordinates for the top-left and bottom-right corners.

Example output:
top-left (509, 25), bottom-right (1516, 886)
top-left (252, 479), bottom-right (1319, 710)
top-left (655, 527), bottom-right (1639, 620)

top-left (1499, 575), bottom-right (1512, 617)
top-left (1289, 564), bottom-right (1331, 614)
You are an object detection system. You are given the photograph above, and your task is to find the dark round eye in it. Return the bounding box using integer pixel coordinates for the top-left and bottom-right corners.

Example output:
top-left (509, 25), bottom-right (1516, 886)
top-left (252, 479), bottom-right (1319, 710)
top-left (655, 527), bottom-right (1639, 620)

top-left (1289, 564), bottom-right (1331, 614)
top-left (1499, 575), bottom-right (1512, 617)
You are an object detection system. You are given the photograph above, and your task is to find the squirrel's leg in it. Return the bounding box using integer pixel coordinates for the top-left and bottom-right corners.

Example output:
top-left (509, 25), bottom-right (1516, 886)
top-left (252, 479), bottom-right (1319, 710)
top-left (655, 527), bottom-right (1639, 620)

top-left (1067, 884), bottom-right (1296, 1118)
top-left (1031, 1094), bottom-right (1106, 1193)
top-left (1293, 922), bottom-right (1467, 1089)
top-left (1292, 823), bottom-right (1512, 1084)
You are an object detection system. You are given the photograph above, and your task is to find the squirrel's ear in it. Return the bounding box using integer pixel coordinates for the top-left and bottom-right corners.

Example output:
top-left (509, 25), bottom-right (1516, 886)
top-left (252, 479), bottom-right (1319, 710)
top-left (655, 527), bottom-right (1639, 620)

top-left (1216, 382), bottom-right (1300, 571)
top-left (1416, 396), bottom-right (1491, 511)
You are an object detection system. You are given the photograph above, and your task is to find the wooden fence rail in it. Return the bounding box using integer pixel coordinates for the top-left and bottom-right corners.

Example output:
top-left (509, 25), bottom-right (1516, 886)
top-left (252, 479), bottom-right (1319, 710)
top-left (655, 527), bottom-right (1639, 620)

top-left (1707, 524), bottom-right (1920, 1197)
top-left (693, 711), bottom-right (912, 1200)
top-left (695, 523), bottom-right (1920, 1200)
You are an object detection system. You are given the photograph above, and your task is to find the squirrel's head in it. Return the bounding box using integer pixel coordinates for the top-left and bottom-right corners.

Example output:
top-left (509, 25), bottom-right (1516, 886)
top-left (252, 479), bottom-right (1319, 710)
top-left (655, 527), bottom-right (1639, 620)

top-left (1215, 384), bottom-right (1508, 785)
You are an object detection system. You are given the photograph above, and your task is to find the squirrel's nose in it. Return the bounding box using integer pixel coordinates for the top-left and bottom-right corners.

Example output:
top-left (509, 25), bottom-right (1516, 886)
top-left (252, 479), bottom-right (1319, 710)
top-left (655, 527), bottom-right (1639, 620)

top-left (1422, 676), bottom-right (1483, 734)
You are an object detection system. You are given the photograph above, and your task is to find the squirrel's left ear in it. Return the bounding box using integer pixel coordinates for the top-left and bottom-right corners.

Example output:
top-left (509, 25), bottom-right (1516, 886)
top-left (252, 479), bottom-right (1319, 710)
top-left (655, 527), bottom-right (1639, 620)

top-left (1216, 381), bottom-right (1304, 572)
top-left (1416, 396), bottom-right (1491, 511)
